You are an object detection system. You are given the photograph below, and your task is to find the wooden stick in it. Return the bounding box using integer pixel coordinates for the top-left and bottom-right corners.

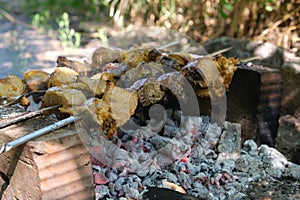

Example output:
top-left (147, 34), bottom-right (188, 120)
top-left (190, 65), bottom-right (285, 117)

top-left (0, 105), bottom-right (60, 129)
top-left (0, 8), bottom-right (35, 29)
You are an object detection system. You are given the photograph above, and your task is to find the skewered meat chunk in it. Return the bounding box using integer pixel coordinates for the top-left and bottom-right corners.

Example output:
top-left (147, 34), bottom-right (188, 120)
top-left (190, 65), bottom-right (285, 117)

top-left (23, 70), bottom-right (50, 91)
top-left (48, 67), bottom-right (79, 87)
top-left (89, 63), bottom-right (128, 80)
top-left (130, 72), bottom-right (186, 107)
top-left (120, 47), bottom-right (161, 68)
top-left (102, 86), bottom-right (138, 127)
top-left (83, 98), bottom-right (115, 138)
top-left (56, 56), bottom-right (92, 76)
top-left (182, 55), bottom-right (238, 98)
top-left (117, 62), bottom-right (165, 88)
top-left (157, 71), bottom-right (186, 100)
top-left (137, 80), bottom-right (164, 106)
top-left (77, 77), bottom-right (107, 97)
top-left (102, 63), bottom-right (127, 75)
top-left (0, 74), bottom-right (30, 107)
top-left (0, 74), bottom-right (25, 97)
top-left (214, 55), bottom-right (238, 89)
top-left (90, 72), bottom-right (117, 84)
top-left (82, 86), bottom-right (138, 139)
top-left (158, 52), bottom-right (192, 71)
top-left (42, 87), bottom-right (87, 117)
top-left (192, 58), bottom-right (226, 98)
top-left (62, 77), bottom-right (107, 97)
top-left (92, 47), bottom-right (121, 68)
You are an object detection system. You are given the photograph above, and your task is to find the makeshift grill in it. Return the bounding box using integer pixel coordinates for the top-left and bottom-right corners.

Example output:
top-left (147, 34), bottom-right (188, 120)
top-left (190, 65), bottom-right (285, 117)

top-left (0, 33), bottom-right (285, 199)
top-left (0, 45), bottom-right (239, 153)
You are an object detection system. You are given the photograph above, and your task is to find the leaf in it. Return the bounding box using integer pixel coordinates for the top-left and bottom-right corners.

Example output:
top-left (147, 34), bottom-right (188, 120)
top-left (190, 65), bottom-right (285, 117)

top-left (224, 3), bottom-right (233, 12)
top-left (265, 5), bottom-right (273, 12)
top-left (219, 8), bottom-right (228, 19)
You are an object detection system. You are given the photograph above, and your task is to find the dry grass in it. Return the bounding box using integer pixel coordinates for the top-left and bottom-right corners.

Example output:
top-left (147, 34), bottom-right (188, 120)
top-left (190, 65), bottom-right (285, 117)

top-left (108, 0), bottom-right (300, 50)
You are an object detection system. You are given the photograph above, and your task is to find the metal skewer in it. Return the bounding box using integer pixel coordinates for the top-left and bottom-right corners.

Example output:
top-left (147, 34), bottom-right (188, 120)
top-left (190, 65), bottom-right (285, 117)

top-left (158, 40), bottom-right (181, 49)
top-left (189, 46), bottom-right (233, 59)
top-left (0, 115), bottom-right (82, 154)
top-left (239, 56), bottom-right (261, 63)
top-left (157, 40), bottom-right (233, 59)
top-left (0, 90), bottom-right (46, 108)
top-left (0, 105), bottom-right (60, 129)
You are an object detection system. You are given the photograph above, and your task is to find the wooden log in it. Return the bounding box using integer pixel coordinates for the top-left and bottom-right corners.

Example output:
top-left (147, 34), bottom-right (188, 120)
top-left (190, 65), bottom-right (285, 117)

top-left (0, 112), bottom-right (95, 200)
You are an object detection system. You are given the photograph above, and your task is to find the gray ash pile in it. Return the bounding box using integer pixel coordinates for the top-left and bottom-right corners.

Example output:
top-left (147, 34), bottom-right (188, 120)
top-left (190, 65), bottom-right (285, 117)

top-left (91, 113), bottom-right (300, 200)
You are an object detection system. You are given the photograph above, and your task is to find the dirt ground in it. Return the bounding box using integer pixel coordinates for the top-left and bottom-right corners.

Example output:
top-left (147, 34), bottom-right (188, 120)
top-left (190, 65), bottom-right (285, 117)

top-left (244, 177), bottom-right (300, 200)
top-left (0, 16), bottom-right (97, 78)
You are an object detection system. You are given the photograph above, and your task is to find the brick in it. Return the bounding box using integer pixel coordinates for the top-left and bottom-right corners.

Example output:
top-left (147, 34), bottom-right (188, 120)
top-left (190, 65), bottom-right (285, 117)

top-left (0, 115), bottom-right (95, 200)
top-left (226, 65), bottom-right (282, 146)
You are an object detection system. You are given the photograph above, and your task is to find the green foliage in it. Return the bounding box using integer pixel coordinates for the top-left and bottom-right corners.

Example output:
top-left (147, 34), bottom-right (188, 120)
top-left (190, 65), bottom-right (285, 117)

top-left (23, 0), bottom-right (110, 20)
top-left (31, 10), bottom-right (81, 48)
top-left (219, 0), bottom-right (234, 19)
top-left (264, 0), bottom-right (275, 12)
top-left (97, 28), bottom-right (108, 45)
top-left (56, 12), bottom-right (81, 49)
top-left (32, 11), bottom-right (52, 31)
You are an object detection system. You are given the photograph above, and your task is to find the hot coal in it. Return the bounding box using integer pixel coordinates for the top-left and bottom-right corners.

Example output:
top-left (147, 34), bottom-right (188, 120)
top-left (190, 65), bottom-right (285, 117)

top-left (92, 113), bottom-right (300, 200)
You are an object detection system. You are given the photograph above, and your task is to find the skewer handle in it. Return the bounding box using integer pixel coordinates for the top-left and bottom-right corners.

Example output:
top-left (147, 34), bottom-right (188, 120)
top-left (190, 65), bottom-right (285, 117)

top-left (0, 115), bottom-right (81, 154)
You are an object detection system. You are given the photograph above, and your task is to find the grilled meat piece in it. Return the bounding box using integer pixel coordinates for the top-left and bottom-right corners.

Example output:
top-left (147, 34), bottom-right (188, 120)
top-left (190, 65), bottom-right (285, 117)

top-left (120, 47), bottom-right (161, 68)
top-left (64, 77), bottom-right (107, 98)
top-left (42, 87), bottom-right (87, 117)
top-left (48, 67), bottom-right (79, 87)
top-left (103, 86), bottom-right (138, 127)
top-left (57, 56), bottom-right (92, 76)
top-left (92, 47), bottom-right (121, 68)
top-left (0, 74), bottom-right (25, 97)
top-left (0, 74), bottom-right (30, 107)
top-left (24, 70), bottom-right (49, 91)
top-left (82, 86), bottom-right (138, 139)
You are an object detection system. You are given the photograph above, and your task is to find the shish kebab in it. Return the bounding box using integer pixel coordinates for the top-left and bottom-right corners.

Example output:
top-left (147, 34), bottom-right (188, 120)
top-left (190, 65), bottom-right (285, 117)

top-left (0, 45), bottom-right (259, 155)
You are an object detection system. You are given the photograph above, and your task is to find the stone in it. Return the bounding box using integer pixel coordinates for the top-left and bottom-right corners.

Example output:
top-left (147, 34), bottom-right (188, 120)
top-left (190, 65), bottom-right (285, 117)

top-left (258, 145), bottom-right (288, 179)
top-left (243, 140), bottom-right (258, 156)
top-left (276, 115), bottom-right (300, 164)
top-left (281, 61), bottom-right (300, 115)
top-left (235, 156), bottom-right (249, 172)
top-left (257, 144), bottom-right (300, 180)
top-left (217, 122), bottom-right (241, 160)
top-left (95, 185), bottom-right (110, 199)
top-left (286, 163), bottom-right (300, 180)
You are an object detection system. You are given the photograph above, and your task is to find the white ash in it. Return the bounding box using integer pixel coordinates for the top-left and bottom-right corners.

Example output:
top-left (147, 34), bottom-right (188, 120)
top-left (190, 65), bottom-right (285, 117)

top-left (92, 114), bottom-right (300, 200)
top-left (0, 105), bottom-right (27, 119)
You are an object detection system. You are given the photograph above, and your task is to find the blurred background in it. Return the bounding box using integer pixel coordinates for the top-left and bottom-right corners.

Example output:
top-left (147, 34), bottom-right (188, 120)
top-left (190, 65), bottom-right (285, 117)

top-left (0, 0), bottom-right (299, 76)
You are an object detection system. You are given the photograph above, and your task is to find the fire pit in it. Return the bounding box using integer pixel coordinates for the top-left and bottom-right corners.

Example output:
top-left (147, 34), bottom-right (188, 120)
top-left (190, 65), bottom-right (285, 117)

top-left (0, 28), bottom-right (299, 200)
